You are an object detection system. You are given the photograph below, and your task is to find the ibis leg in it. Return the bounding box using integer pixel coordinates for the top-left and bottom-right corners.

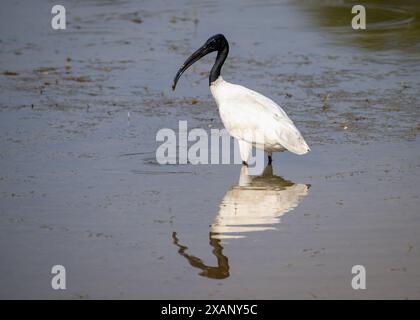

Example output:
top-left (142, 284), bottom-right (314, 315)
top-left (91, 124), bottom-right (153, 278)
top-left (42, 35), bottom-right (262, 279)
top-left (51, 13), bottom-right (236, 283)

top-left (238, 140), bottom-right (251, 165)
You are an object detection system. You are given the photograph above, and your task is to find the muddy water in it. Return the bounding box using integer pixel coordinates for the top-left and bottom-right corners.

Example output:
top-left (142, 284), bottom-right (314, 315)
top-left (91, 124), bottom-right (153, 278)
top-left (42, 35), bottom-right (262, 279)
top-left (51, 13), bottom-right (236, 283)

top-left (0, 0), bottom-right (419, 299)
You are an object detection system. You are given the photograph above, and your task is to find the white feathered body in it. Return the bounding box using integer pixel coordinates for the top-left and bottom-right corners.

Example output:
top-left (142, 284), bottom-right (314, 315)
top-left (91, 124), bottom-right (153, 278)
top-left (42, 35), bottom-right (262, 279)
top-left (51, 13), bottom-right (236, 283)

top-left (210, 77), bottom-right (310, 161)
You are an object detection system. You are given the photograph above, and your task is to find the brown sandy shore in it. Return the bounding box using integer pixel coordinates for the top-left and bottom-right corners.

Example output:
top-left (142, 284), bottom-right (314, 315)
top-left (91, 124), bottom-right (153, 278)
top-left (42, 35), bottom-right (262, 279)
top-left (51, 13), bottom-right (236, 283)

top-left (0, 0), bottom-right (419, 299)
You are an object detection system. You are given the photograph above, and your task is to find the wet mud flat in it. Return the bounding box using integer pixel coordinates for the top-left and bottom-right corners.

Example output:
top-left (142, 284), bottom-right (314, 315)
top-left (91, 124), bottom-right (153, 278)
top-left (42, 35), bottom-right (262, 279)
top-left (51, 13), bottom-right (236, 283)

top-left (0, 0), bottom-right (419, 299)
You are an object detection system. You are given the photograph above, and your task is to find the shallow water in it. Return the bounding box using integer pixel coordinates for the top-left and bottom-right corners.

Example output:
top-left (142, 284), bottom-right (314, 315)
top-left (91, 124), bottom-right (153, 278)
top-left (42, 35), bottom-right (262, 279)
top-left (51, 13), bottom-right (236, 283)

top-left (0, 0), bottom-right (419, 299)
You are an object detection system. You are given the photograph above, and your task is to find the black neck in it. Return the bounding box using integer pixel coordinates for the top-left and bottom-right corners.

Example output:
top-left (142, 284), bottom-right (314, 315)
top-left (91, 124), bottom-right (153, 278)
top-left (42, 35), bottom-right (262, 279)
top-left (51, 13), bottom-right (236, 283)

top-left (209, 43), bottom-right (229, 85)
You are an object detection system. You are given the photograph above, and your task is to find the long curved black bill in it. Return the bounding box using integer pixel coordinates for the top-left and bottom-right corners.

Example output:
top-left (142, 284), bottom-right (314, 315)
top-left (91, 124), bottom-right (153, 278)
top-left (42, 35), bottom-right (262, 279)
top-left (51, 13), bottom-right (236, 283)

top-left (172, 45), bottom-right (211, 91)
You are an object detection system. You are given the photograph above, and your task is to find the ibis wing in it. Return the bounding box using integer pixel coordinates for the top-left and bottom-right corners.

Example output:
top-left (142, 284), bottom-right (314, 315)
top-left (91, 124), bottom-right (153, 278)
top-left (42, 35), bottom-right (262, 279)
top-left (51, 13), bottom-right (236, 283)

top-left (221, 85), bottom-right (309, 155)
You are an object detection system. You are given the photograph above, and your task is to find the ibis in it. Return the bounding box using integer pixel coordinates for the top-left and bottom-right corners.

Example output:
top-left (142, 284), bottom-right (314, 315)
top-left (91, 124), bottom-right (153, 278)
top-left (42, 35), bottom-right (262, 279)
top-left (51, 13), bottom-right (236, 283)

top-left (172, 34), bottom-right (310, 165)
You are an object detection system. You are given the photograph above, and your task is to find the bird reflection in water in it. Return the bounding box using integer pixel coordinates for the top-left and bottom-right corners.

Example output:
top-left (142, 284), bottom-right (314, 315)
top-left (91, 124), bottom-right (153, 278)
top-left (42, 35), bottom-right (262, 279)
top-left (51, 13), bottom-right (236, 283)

top-left (172, 164), bottom-right (310, 279)
top-left (172, 232), bottom-right (230, 279)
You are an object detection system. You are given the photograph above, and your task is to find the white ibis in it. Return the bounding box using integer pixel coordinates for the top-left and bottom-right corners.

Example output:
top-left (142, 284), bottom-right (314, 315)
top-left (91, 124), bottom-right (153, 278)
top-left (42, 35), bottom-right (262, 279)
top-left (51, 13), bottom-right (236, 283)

top-left (172, 34), bottom-right (310, 165)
